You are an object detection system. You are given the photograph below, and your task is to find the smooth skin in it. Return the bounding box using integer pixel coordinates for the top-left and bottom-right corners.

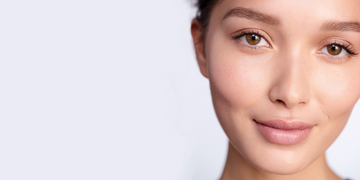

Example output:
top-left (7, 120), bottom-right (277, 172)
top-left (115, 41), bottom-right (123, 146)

top-left (191, 0), bottom-right (360, 180)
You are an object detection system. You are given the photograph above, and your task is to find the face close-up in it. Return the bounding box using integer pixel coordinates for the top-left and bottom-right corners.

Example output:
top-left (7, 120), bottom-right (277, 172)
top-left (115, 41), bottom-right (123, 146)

top-left (192, 0), bottom-right (360, 177)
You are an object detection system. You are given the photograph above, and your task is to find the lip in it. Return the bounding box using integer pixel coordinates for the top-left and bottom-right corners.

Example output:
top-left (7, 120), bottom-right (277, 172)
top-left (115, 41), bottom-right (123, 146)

top-left (254, 119), bottom-right (314, 145)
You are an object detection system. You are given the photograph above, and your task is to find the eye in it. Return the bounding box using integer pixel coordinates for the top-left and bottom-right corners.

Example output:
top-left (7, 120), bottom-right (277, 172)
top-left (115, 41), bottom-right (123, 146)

top-left (239, 33), bottom-right (269, 46)
top-left (320, 44), bottom-right (348, 56)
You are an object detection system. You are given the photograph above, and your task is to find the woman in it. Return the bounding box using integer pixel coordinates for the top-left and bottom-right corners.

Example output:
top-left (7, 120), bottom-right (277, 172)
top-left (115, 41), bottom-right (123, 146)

top-left (190, 0), bottom-right (360, 179)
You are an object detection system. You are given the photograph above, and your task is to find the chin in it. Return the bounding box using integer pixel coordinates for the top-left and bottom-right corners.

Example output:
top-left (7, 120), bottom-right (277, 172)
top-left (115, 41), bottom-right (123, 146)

top-left (233, 138), bottom-right (319, 175)
top-left (248, 156), bottom-right (309, 175)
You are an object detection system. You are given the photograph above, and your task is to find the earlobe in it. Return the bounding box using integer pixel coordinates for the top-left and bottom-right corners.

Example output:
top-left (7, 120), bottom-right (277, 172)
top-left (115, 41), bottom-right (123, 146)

top-left (191, 18), bottom-right (208, 78)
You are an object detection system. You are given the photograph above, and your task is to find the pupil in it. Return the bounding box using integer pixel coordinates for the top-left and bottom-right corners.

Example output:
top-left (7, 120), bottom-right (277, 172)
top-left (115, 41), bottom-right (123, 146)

top-left (332, 45), bottom-right (337, 51)
top-left (327, 44), bottom-right (342, 55)
top-left (252, 35), bottom-right (257, 40)
top-left (245, 34), bottom-right (261, 45)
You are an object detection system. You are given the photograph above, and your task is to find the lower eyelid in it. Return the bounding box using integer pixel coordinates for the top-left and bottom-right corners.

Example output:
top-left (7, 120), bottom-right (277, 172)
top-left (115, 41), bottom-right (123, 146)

top-left (319, 46), bottom-right (347, 56)
top-left (318, 39), bottom-right (358, 55)
top-left (231, 30), bottom-right (274, 51)
top-left (317, 49), bottom-right (352, 63)
top-left (325, 55), bottom-right (349, 63)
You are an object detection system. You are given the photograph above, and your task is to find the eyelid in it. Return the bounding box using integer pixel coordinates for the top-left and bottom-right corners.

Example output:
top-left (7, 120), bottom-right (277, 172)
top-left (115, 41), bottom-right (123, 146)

top-left (231, 29), bottom-right (273, 48)
top-left (317, 38), bottom-right (358, 56)
top-left (316, 38), bottom-right (359, 63)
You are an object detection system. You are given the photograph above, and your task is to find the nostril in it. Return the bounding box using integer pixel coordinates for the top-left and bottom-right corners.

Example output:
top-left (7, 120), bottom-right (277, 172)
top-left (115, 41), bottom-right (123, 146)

top-left (276, 99), bottom-right (285, 104)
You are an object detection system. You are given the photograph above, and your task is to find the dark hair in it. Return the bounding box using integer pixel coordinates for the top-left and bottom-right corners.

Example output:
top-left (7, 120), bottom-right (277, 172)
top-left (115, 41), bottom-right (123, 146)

top-left (196, 0), bottom-right (220, 32)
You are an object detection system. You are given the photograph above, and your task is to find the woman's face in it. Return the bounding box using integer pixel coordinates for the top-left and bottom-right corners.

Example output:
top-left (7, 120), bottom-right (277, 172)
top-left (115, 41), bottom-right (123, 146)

top-left (193, 0), bottom-right (360, 174)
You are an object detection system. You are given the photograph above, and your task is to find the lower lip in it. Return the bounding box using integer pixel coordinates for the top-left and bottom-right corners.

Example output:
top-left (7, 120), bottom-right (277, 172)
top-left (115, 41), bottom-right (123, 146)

top-left (256, 122), bottom-right (312, 145)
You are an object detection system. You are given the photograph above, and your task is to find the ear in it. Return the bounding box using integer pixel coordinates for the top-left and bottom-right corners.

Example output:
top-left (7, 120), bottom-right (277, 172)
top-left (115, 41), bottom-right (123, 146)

top-left (191, 18), bottom-right (208, 78)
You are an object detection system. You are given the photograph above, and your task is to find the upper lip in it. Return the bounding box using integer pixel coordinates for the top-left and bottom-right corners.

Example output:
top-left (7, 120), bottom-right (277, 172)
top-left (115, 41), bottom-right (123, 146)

top-left (254, 119), bottom-right (314, 130)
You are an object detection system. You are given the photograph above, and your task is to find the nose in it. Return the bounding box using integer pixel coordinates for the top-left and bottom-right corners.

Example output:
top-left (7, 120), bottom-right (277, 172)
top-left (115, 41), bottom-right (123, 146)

top-left (269, 53), bottom-right (312, 109)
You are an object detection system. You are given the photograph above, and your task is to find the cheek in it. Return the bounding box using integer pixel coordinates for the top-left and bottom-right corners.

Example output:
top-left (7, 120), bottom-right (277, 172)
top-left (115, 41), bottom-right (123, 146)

top-left (314, 67), bottom-right (360, 120)
top-left (209, 62), bottom-right (256, 108)
top-left (207, 50), bottom-right (272, 109)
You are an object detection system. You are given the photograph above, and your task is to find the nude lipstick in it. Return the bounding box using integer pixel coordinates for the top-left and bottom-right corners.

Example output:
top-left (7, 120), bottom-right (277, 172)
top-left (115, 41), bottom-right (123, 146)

top-left (254, 119), bottom-right (314, 145)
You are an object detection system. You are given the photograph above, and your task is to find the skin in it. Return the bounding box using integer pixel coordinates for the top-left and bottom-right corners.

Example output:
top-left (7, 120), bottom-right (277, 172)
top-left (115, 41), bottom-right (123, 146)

top-left (191, 0), bottom-right (360, 179)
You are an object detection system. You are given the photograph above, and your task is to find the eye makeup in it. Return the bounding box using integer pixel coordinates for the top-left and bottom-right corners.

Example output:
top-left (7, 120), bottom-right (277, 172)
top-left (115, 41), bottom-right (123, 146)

top-left (231, 29), bottom-right (359, 60)
top-left (317, 39), bottom-right (359, 62)
top-left (321, 40), bottom-right (358, 57)
top-left (231, 29), bottom-right (272, 50)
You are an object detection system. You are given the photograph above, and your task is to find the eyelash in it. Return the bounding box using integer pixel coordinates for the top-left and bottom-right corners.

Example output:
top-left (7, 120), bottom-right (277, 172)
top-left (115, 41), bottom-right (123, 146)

top-left (323, 41), bottom-right (358, 57)
top-left (231, 29), bottom-right (271, 49)
top-left (231, 30), bottom-right (359, 58)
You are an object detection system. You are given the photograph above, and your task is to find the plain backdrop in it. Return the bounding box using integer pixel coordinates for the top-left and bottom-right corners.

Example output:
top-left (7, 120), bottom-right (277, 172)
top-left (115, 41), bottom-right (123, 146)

top-left (0, 0), bottom-right (359, 180)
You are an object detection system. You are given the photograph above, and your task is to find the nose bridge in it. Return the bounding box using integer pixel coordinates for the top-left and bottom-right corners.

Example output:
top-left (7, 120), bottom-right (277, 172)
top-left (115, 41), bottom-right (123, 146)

top-left (269, 46), bottom-right (312, 109)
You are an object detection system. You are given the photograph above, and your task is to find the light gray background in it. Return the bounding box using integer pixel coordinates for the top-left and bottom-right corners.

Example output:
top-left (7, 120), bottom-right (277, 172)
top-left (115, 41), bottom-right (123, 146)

top-left (0, 0), bottom-right (359, 180)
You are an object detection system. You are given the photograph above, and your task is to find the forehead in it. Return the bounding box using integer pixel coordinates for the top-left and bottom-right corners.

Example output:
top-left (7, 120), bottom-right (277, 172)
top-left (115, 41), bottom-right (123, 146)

top-left (212, 0), bottom-right (360, 26)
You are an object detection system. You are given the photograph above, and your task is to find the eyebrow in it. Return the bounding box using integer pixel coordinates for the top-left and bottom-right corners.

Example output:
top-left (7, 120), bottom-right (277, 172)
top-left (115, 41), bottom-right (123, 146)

top-left (321, 21), bottom-right (360, 32)
top-left (223, 7), bottom-right (280, 26)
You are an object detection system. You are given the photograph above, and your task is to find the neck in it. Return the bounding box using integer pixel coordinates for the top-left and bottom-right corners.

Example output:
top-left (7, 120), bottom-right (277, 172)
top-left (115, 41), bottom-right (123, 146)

top-left (220, 142), bottom-right (342, 180)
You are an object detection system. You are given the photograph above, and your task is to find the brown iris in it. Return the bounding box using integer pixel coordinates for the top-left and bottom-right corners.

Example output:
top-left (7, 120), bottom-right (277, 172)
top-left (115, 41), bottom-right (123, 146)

top-left (246, 34), bottom-right (261, 45)
top-left (327, 44), bottom-right (342, 55)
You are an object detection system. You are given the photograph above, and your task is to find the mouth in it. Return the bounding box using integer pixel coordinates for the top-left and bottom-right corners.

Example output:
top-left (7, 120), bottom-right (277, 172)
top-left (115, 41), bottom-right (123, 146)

top-left (254, 119), bottom-right (314, 145)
